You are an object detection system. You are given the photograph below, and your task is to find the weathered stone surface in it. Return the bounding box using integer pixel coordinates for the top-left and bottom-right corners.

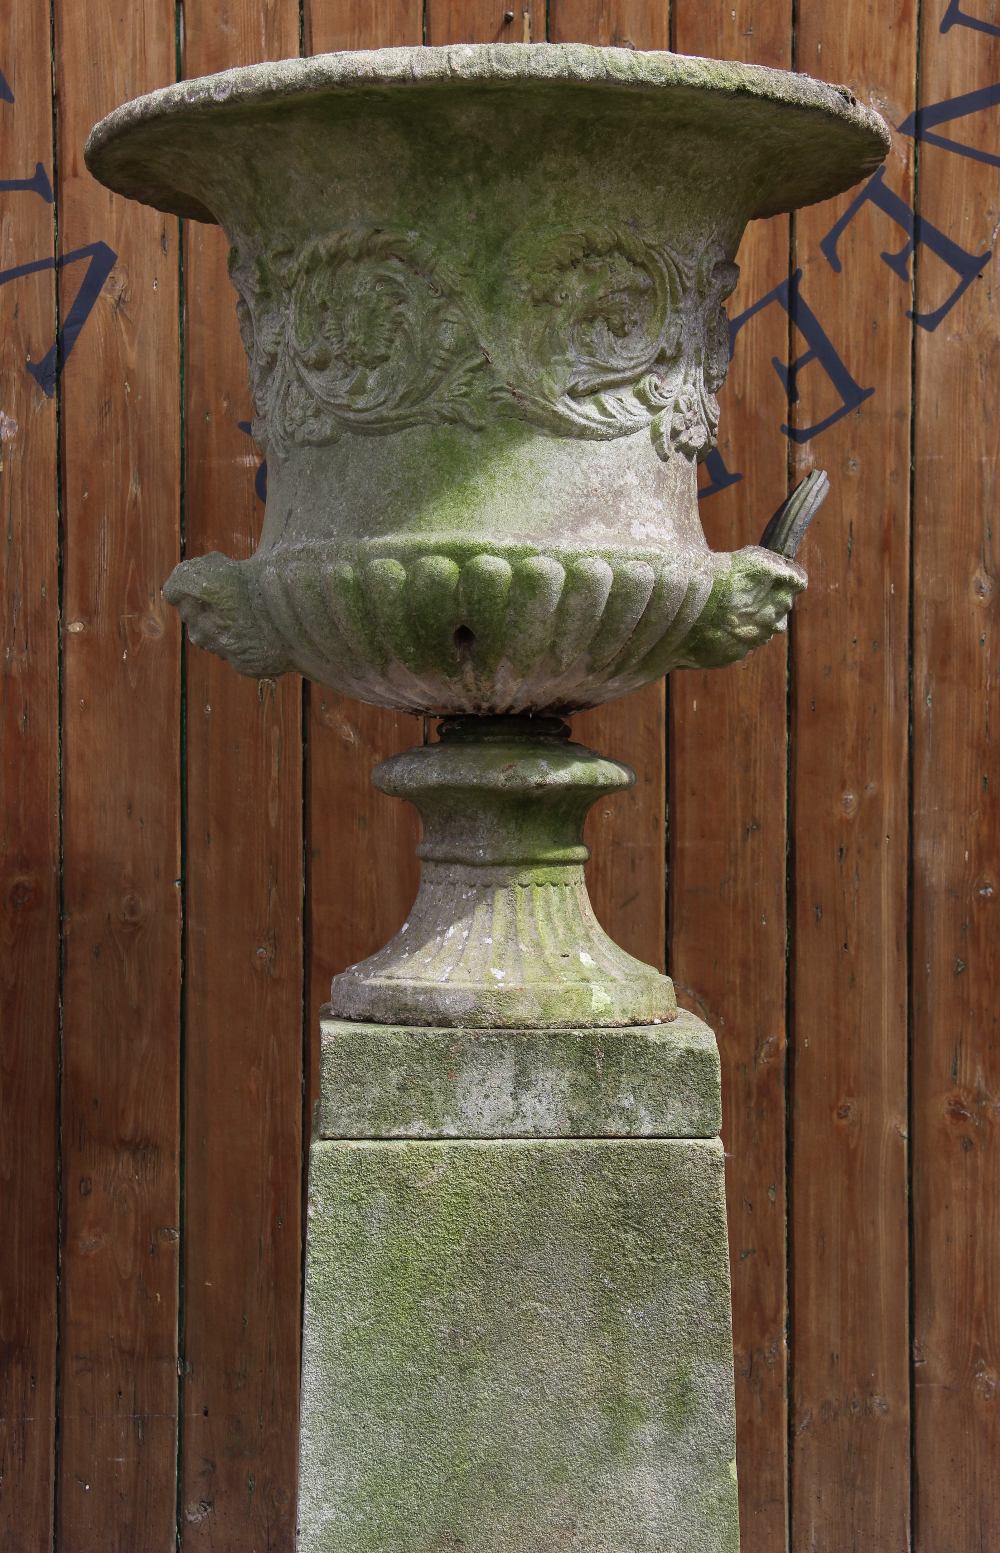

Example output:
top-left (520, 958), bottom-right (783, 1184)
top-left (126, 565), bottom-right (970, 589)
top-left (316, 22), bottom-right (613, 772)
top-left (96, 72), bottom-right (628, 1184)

top-left (299, 1136), bottom-right (739, 1552)
top-left (318, 1008), bottom-right (721, 1139)
top-left (84, 44), bottom-right (889, 716)
top-left (328, 716), bottom-right (678, 1028)
top-left (86, 45), bottom-right (890, 223)
top-left (158, 526), bottom-right (807, 715)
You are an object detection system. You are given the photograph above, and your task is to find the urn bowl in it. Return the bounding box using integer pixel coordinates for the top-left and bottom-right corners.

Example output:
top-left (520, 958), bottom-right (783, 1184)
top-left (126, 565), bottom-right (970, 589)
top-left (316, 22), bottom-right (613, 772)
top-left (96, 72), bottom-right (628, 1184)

top-left (86, 45), bottom-right (889, 714)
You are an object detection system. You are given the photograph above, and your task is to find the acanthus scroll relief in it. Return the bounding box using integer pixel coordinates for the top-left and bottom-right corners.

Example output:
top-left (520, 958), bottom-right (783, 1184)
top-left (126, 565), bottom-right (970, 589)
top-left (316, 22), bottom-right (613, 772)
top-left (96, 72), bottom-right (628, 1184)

top-left (230, 228), bottom-right (506, 460)
top-left (229, 224), bottom-right (739, 463)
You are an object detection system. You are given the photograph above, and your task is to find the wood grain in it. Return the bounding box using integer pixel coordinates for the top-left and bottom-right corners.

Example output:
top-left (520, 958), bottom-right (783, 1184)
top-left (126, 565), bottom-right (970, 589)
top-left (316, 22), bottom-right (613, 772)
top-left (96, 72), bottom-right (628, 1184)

top-left (179, 2), bottom-right (304, 1548)
top-left (912, 13), bottom-right (1000, 1550)
top-left (54, 1), bottom-right (182, 1546)
top-left (575, 690), bottom-right (666, 970)
top-left (549, 0), bottom-right (668, 47)
top-left (547, 0), bottom-right (668, 975)
top-left (0, 26), bottom-right (60, 1553)
top-left (789, 3), bottom-right (914, 1547)
top-left (305, 0), bottom-right (423, 51)
top-left (425, 1), bottom-right (540, 43)
top-left (668, 6), bottom-right (793, 1547)
top-left (302, 3), bottom-right (422, 1107)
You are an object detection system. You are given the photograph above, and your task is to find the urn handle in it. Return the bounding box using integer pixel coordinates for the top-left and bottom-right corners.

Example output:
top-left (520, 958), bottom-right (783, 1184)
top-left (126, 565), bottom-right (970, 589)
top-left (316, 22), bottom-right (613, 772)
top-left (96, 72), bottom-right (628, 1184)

top-left (758, 468), bottom-right (830, 559)
top-left (673, 470), bottom-right (830, 673)
top-left (163, 553), bottom-right (289, 680)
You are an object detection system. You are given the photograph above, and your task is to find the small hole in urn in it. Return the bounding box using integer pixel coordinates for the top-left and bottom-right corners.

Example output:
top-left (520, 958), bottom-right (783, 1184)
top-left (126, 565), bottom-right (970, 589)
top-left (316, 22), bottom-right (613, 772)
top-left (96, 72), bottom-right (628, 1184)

top-left (453, 624), bottom-right (476, 655)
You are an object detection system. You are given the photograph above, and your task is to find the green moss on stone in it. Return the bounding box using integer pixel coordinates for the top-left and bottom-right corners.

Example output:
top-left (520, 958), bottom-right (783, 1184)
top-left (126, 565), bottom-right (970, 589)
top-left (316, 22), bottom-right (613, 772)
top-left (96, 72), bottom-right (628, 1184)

top-left (299, 1137), bottom-right (738, 1552)
top-left (318, 1013), bottom-right (722, 1139)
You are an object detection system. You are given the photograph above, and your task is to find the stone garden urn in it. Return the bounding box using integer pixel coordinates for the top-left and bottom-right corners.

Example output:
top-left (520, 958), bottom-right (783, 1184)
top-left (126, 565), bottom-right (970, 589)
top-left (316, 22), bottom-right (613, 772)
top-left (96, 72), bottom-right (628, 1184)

top-left (87, 45), bottom-right (889, 1553)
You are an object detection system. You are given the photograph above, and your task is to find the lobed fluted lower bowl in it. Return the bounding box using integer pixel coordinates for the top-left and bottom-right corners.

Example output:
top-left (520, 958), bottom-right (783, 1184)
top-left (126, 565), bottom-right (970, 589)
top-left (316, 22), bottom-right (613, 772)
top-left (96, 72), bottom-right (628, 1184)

top-left (86, 44), bottom-right (889, 714)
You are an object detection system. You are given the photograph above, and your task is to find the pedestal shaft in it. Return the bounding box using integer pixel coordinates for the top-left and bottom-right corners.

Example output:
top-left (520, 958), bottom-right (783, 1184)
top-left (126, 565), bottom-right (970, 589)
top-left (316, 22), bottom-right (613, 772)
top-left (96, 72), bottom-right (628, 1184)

top-left (298, 1014), bottom-right (739, 1553)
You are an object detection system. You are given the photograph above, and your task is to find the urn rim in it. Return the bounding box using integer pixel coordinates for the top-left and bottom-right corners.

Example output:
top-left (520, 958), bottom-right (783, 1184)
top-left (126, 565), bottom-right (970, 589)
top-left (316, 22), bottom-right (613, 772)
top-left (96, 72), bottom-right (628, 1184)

top-left (85, 42), bottom-right (890, 225)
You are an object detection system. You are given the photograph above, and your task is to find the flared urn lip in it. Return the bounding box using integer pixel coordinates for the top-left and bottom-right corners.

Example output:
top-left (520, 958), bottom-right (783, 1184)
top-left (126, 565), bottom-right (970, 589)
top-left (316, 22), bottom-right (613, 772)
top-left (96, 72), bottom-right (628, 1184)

top-left (85, 42), bottom-right (890, 225)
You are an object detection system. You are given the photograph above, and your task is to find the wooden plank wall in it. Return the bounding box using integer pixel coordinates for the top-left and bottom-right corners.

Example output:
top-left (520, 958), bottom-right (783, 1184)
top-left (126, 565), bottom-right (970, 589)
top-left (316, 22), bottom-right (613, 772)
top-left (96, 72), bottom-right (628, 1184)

top-left (55, 1), bottom-right (182, 1546)
top-left (913, 9), bottom-right (1000, 1547)
top-left (789, 5), bottom-right (913, 1547)
top-left (0, 8), bottom-right (59, 1552)
top-left (1, 2), bottom-right (997, 1549)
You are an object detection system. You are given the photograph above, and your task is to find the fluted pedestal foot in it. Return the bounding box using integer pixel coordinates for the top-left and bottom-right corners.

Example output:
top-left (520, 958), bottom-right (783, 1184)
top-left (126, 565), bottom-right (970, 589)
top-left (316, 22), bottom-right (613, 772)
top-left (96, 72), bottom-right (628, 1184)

top-left (328, 716), bottom-right (677, 1029)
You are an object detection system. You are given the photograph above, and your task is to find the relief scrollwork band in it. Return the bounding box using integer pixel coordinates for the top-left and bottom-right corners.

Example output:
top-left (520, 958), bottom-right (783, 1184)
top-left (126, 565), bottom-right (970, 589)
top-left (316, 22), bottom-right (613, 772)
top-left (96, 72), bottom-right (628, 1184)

top-left (230, 228), bottom-right (506, 460)
top-left (229, 222), bottom-right (740, 463)
top-left (511, 226), bottom-right (738, 456)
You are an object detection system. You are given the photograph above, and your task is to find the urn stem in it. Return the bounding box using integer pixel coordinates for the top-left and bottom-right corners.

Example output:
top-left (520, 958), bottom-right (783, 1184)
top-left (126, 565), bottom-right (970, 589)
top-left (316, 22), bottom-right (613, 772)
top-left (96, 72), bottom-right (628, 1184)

top-left (327, 715), bottom-right (677, 1029)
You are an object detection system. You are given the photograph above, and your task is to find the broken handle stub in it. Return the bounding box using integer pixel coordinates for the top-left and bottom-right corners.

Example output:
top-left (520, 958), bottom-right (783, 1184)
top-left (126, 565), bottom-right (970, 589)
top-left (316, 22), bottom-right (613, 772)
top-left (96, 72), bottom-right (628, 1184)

top-left (758, 469), bottom-right (830, 559)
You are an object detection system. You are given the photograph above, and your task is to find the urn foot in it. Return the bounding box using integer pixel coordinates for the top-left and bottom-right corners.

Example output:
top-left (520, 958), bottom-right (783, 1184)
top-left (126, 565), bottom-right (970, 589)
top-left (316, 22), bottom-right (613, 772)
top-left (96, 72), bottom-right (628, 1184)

top-left (328, 716), bottom-right (677, 1029)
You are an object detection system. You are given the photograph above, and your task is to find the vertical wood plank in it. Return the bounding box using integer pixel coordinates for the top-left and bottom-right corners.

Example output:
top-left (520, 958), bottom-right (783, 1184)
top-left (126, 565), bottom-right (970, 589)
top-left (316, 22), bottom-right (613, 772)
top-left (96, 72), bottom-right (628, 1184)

top-left (549, 0), bottom-right (667, 46)
top-left (303, 0), bottom-right (424, 1113)
top-left (575, 689), bottom-right (666, 969)
top-left (54, 1), bottom-right (182, 1547)
top-left (0, 35), bottom-right (59, 1553)
top-left (667, 7), bottom-right (792, 1549)
top-left (912, 14), bottom-right (1000, 1549)
top-left (304, 1), bottom-right (422, 51)
top-left (547, 1), bottom-right (668, 974)
top-left (790, 4), bottom-right (914, 1547)
top-left (425, 2), bottom-right (539, 43)
top-left (179, 3), bottom-right (303, 1548)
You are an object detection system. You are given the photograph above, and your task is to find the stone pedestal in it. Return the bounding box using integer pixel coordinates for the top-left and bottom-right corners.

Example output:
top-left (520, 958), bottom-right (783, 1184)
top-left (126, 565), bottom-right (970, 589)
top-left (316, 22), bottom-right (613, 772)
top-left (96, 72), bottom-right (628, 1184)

top-left (298, 1011), bottom-right (739, 1552)
top-left (86, 47), bottom-right (893, 1553)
